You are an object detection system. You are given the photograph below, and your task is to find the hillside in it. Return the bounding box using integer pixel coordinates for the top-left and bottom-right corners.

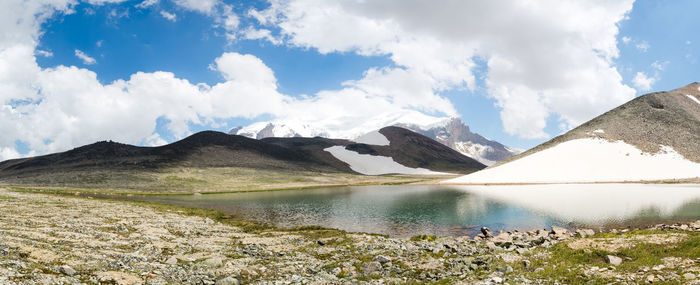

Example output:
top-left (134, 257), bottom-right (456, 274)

top-left (444, 83), bottom-right (700, 184)
top-left (0, 127), bottom-right (483, 191)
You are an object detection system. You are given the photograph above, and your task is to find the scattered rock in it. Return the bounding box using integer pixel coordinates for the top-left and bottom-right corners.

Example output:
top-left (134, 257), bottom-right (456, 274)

top-left (522, 260), bottom-right (531, 270)
top-left (316, 239), bottom-right (327, 246)
top-left (165, 257), bottom-right (178, 265)
top-left (204, 217), bottom-right (215, 224)
top-left (59, 265), bottom-right (76, 276)
top-left (362, 261), bottom-right (382, 275)
top-left (216, 276), bottom-right (240, 285)
top-left (374, 255), bottom-right (391, 264)
top-left (606, 255), bottom-right (623, 266)
top-left (683, 273), bottom-right (696, 280)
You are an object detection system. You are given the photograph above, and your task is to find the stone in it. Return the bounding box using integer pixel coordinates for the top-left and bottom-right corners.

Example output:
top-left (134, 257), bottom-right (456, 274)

top-left (646, 275), bottom-right (655, 283)
top-left (362, 261), bottom-right (382, 275)
top-left (374, 255), bottom-right (391, 264)
top-left (216, 276), bottom-right (240, 285)
top-left (317, 239), bottom-right (327, 246)
top-left (59, 265), bottom-right (76, 276)
top-left (605, 255), bottom-right (622, 266)
top-left (491, 276), bottom-right (503, 283)
top-left (204, 218), bottom-right (215, 224)
top-left (165, 257), bottom-right (178, 265)
top-left (683, 273), bottom-right (696, 280)
top-left (202, 257), bottom-right (223, 268)
top-left (551, 226), bottom-right (569, 235)
top-left (522, 260), bottom-right (531, 270)
top-left (481, 227), bottom-right (493, 237)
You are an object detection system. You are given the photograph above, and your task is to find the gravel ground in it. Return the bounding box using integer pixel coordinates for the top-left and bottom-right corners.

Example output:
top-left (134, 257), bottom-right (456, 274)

top-left (0, 187), bottom-right (698, 284)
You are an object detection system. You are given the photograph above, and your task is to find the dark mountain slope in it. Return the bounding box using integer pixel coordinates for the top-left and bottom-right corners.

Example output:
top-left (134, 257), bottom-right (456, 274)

top-left (0, 131), bottom-right (348, 178)
top-left (345, 126), bottom-right (486, 174)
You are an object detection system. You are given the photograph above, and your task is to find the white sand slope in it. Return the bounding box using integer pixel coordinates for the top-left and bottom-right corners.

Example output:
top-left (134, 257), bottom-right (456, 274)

top-left (354, 130), bottom-right (390, 146)
top-left (443, 138), bottom-right (700, 184)
top-left (324, 146), bottom-right (449, 175)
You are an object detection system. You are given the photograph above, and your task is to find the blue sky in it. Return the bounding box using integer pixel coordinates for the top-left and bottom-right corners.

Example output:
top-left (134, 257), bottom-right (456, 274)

top-left (1, 0), bottom-right (698, 159)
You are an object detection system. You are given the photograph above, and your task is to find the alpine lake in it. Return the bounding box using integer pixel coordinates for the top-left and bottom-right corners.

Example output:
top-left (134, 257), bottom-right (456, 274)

top-left (134, 183), bottom-right (700, 237)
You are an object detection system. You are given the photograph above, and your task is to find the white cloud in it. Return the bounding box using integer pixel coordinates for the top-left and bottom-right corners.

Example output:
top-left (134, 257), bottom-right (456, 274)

top-left (136, 0), bottom-right (158, 9)
top-left (622, 36), bottom-right (631, 44)
top-left (86, 0), bottom-right (128, 5)
top-left (651, 60), bottom-right (668, 71)
top-left (160, 10), bottom-right (176, 22)
top-left (74, 49), bottom-right (96, 65)
top-left (249, 0), bottom-right (636, 138)
top-left (96, 40), bottom-right (103, 47)
top-left (36, 49), bottom-right (53, 57)
top-left (632, 72), bottom-right (655, 91)
top-left (173, 0), bottom-right (218, 15)
top-left (636, 41), bottom-right (650, 52)
top-left (241, 27), bottom-right (282, 44)
top-left (0, 0), bottom-right (640, 159)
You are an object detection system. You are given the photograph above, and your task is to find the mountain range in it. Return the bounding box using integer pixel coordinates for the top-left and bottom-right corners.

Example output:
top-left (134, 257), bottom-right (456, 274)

top-left (445, 83), bottom-right (700, 184)
top-left (0, 127), bottom-right (485, 186)
top-left (230, 118), bottom-right (520, 165)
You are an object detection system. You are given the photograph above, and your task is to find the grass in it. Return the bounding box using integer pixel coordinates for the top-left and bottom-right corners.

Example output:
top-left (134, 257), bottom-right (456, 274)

top-left (1, 167), bottom-right (449, 195)
top-left (513, 230), bottom-right (700, 284)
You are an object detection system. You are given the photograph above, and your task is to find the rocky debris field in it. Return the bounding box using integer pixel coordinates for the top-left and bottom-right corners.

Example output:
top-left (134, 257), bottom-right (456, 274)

top-left (0, 187), bottom-right (698, 284)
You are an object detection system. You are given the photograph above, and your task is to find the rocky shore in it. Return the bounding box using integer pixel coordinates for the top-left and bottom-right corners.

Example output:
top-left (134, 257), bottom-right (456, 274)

top-left (0, 187), bottom-right (698, 284)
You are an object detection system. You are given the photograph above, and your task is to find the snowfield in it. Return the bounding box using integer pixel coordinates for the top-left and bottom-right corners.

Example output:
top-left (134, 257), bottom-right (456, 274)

top-left (354, 130), bottom-right (390, 146)
top-left (443, 138), bottom-right (700, 184)
top-left (324, 146), bottom-right (449, 175)
top-left (686, 94), bottom-right (700, 105)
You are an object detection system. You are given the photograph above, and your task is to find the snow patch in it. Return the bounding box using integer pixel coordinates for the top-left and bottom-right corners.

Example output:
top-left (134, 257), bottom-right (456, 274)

top-left (354, 130), bottom-right (390, 146)
top-left (593, 129), bottom-right (605, 134)
top-left (686, 94), bottom-right (700, 105)
top-left (324, 146), bottom-right (449, 175)
top-left (443, 138), bottom-right (700, 184)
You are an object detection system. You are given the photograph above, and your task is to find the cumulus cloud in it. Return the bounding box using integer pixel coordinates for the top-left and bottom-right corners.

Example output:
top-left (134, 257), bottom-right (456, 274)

top-left (0, 0), bottom-right (640, 159)
top-left (74, 49), bottom-right (96, 65)
top-left (248, 0), bottom-right (636, 138)
top-left (632, 72), bottom-right (655, 91)
top-left (160, 10), bottom-right (176, 22)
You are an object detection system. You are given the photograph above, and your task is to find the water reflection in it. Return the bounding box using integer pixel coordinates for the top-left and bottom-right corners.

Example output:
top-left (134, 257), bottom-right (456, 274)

top-left (140, 184), bottom-right (700, 237)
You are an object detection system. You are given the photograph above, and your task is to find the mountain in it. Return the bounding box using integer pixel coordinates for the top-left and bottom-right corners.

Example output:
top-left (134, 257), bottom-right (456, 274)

top-left (230, 118), bottom-right (519, 165)
top-left (395, 118), bottom-right (521, 165)
top-left (0, 127), bottom-right (485, 183)
top-left (444, 83), bottom-right (700, 184)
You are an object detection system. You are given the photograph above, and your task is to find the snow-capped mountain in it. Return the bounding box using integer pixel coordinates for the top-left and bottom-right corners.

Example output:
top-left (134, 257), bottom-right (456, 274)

top-left (444, 82), bottom-right (700, 184)
top-left (229, 116), bottom-right (519, 165)
top-left (395, 118), bottom-right (522, 165)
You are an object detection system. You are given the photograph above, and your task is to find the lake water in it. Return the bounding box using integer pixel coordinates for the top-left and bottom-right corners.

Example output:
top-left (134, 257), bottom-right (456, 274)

top-left (138, 184), bottom-right (700, 238)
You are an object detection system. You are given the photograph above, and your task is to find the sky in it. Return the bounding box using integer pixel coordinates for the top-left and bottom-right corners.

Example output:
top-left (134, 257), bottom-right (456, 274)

top-left (0, 0), bottom-right (698, 160)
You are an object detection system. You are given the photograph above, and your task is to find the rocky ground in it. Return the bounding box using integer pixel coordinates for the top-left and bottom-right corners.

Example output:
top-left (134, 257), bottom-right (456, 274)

top-left (0, 187), bottom-right (698, 284)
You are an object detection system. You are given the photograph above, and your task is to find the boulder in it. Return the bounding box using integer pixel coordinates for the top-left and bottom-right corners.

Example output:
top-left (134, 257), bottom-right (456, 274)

top-left (362, 261), bottom-right (382, 275)
top-left (59, 265), bottom-right (76, 276)
top-left (605, 255), bottom-right (622, 266)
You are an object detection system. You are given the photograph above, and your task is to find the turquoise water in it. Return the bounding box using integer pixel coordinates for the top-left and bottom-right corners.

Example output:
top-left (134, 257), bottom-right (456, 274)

top-left (138, 184), bottom-right (700, 237)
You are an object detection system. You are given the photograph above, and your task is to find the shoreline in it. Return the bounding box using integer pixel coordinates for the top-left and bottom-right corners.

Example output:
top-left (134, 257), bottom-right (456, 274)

top-left (1, 187), bottom-right (699, 284)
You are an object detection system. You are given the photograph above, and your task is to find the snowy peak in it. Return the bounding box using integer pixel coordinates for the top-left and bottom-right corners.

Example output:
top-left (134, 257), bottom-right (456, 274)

top-left (395, 118), bottom-right (520, 166)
